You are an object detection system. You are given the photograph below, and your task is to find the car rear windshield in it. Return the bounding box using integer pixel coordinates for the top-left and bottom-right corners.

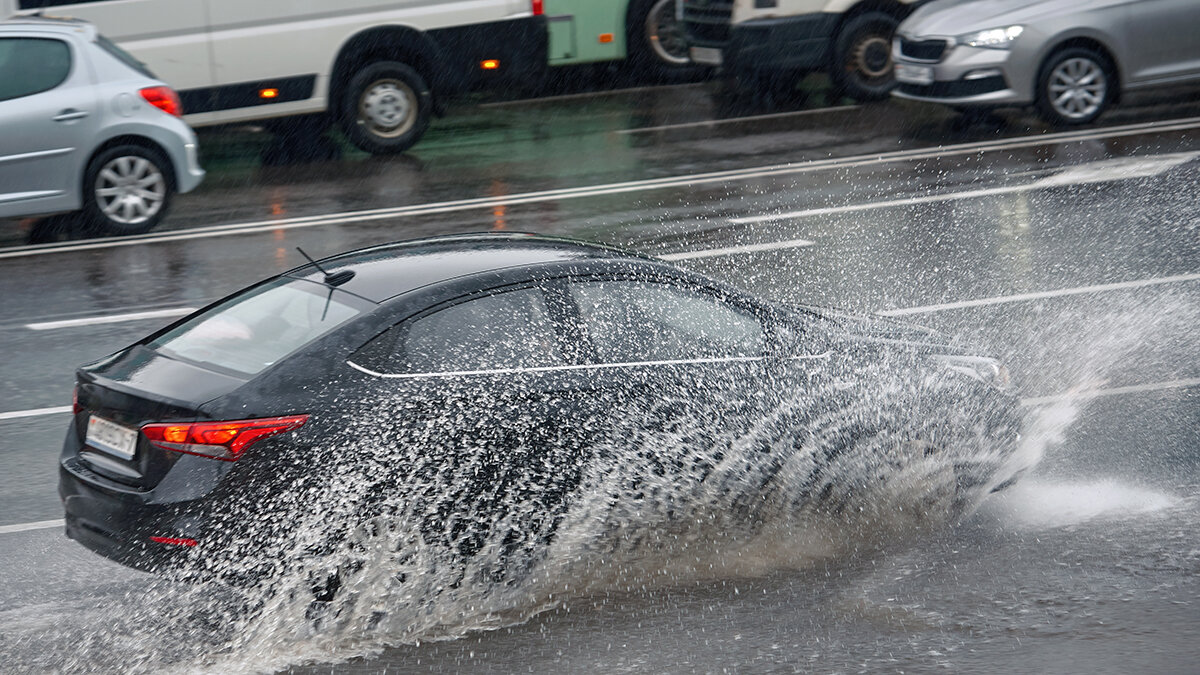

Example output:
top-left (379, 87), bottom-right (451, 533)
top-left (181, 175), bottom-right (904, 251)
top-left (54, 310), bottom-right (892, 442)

top-left (94, 34), bottom-right (155, 78)
top-left (148, 278), bottom-right (363, 376)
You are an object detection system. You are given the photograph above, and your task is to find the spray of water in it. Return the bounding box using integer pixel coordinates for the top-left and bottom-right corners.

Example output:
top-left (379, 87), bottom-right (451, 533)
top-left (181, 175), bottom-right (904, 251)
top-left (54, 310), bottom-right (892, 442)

top-left (5, 290), bottom-right (1193, 674)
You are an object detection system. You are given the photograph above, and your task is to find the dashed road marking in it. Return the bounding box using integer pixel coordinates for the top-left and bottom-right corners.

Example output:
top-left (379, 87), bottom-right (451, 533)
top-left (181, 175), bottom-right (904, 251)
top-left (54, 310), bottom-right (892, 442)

top-left (877, 273), bottom-right (1200, 316)
top-left (25, 307), bottom-right (197, 331)
top-left (660, 237), bottom-right (815, 260)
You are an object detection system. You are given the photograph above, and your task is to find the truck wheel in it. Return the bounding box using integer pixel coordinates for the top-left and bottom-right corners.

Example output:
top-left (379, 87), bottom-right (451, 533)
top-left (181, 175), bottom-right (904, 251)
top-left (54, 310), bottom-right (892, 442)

top-left (1035, 47), bottom-right (1113, 126)
top-left (626, 0), bottom-right (702, 81)
top-left (339, 61), bottom-right (432, 155)
top-left (830, 12), bottom-right (899, 102)
top-left (81, 144), bottom-right (174, 235)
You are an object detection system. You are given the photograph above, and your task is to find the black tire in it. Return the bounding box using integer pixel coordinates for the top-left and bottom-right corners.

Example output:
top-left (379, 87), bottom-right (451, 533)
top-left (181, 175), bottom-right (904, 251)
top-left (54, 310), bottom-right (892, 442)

top-left (830, 11), bottom-right (900, 102)
top-left (81, 143), bottom-right (174, 236)
top-left (625, 0), bottom-right (703, 81)
top-left (1035, 47), bottom-right (1113, 126)
top-left (339, 61), bottom-right (432, 155)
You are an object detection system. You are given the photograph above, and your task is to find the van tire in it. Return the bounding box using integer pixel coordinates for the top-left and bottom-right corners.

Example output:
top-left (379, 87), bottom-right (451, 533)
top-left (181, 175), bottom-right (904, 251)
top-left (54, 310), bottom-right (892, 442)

top-left (830, 12), bottom-right (899, 102)
top-left (340, 61), bottom-right (432, 155)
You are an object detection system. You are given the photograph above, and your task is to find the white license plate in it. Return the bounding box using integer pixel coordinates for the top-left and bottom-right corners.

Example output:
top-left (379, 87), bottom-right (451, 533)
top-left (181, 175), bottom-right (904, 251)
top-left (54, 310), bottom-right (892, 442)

top-left (86, 415), bottom-right (138, 460)
top-left (690, 46), bottom-right (722, 66)
top-left (895, 63), bottom-right (935, 85)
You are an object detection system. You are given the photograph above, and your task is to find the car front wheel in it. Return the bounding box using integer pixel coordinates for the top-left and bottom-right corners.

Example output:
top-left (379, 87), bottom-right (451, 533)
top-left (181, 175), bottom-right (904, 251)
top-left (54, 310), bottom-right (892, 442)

top-left (1036, 47), bottom-right (1113, 126)
top-left (81, 144), bottom-right (173, 235)
top-left (340, 61), bottom-right (432, 155)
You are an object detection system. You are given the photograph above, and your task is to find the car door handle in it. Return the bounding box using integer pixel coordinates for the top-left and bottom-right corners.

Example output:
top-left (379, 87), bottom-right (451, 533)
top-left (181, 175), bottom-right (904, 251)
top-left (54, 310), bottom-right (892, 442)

top-left (53, 109), bottom-right (89, 122)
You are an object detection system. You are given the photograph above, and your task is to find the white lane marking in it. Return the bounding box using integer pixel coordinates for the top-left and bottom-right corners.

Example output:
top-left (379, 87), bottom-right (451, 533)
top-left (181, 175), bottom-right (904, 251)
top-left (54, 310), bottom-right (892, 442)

top-left (660, 238), bottom-right (815, 260)
top-left (25, 307), bottom-right (197, 331)
top-left (732, 151), bottom-right (1200, 224)
top-left (0, 519), bottom-right (63, 535)
top-left (615, 106), bottom-right (861, 135)
top-left (1021, 378), bottom-right (1200, 407)
top-left (4, 116), bottom-right (1200, 260)
top-left (0, 405), bottom-right (71, 421)
top-left (877, 273), bottom-right (1200, 316)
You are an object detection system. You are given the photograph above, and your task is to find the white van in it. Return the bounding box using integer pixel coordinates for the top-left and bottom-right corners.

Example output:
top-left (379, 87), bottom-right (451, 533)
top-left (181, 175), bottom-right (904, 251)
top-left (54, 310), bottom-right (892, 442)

top-left (681, 0), bottom-right (921, 101)
top-left (5, 0), bottom-right (547, 154)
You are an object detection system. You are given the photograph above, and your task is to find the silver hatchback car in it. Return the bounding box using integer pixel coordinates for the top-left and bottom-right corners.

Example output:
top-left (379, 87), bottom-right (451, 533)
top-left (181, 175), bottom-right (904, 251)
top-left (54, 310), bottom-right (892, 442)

top-left (0, 16), bottom-right (204, 235)
top-left (891, 0), bottom-right (1200, 125)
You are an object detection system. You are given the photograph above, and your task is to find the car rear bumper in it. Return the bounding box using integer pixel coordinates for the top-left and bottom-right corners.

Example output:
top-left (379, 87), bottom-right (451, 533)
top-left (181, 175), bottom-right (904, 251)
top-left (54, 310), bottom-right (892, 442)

top-left (58, 422), bottom-right (216, 571)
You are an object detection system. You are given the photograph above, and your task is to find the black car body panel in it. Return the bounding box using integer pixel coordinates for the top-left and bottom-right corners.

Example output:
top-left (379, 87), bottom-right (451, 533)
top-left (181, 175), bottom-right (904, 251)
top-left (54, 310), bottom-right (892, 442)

top-left (59, 233), bottom-right (1025, 574)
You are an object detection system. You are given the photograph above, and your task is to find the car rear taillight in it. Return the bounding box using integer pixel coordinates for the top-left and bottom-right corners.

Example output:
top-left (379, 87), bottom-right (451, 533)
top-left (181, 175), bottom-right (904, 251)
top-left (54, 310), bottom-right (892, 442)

top-left (141, 415), bottom-right (308, 461)
top-left (532, 0), bottom-right (543, 15)
top-left (139, 86), bottom-right (183, 117)
top-left (72, 386), bottom-right (82, 415)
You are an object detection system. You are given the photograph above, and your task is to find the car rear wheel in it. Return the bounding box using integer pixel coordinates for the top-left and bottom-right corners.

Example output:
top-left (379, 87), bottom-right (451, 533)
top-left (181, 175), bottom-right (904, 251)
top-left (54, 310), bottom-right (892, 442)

top-left (81, 144), bottom-right (173, 235)
top-left (1036, 47), bottom-right (1113, 126)
top-left (830, 12), bottom-right (900, 102)
top-left (339, 61), bottom-right (432, 155)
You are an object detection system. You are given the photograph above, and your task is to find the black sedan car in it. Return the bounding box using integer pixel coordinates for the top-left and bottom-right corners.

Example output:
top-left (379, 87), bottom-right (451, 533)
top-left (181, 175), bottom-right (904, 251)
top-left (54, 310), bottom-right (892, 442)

top-left (60, 234), bottom-right (1026, 582)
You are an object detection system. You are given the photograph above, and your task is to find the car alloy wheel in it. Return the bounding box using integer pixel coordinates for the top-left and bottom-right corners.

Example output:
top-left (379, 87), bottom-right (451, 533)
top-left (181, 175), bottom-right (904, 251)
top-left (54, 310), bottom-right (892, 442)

top-left (644, 0), bottom-right (689, 67)
top-left (94, 154), bottom-right (166, 227)
top-left (1047, 57), bottom-right (1107, 122)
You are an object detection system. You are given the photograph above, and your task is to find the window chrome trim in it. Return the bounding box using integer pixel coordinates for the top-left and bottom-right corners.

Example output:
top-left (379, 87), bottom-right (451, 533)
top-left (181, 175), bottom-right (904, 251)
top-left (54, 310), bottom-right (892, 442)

top-left (346, 352), bottom-right (830, 380)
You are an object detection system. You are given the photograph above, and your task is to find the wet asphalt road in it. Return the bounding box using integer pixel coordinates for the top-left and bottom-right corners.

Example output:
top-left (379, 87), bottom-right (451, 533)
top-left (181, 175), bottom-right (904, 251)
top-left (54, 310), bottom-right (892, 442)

top-left (0, 82), bottom-right (1198, 673)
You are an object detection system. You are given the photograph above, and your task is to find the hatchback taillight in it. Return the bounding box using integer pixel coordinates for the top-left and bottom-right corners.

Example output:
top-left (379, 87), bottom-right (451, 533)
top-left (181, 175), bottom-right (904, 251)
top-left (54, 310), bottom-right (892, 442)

top-left (142, 415), bottom-right (308, 461)
top-left (531, 0), bottom-right (543, 16)
top-left (139, 86), bottom-right (183, 117)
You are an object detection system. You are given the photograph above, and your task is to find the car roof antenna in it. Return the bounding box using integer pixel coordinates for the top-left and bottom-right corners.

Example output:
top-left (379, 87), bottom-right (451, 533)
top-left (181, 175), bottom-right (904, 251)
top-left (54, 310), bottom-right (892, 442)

top-left (296, 247), bottom-right (355, 287)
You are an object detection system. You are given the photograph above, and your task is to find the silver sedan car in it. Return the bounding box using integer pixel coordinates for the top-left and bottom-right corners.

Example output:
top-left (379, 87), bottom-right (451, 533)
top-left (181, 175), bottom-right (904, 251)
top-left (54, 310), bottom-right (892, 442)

top-left (0, 16), bottom-right (204, 235)
top-left (891, 0), bottom-right (1200, 125)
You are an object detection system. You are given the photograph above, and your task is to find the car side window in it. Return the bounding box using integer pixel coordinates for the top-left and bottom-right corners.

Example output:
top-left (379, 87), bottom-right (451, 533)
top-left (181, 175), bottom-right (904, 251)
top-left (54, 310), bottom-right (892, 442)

top-left (568, 280), bottom-right (765, 363)
top-left (0, 38), bottom-right (72, 102)
top-left (400, 287), bottom-right (564, 374)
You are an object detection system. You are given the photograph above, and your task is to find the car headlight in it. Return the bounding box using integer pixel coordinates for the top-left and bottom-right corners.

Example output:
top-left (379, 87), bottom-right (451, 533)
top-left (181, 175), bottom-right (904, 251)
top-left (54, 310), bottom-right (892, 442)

top-left (958, 25), bottom-right (1023, 49)
top-left (937, 355), bottom-right (1013, 391)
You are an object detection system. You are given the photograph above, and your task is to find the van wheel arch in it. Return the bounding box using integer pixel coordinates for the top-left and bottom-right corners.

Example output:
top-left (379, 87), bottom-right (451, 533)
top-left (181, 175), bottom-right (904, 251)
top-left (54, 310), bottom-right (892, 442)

top-left (329, 26), bottom-right (450, 121)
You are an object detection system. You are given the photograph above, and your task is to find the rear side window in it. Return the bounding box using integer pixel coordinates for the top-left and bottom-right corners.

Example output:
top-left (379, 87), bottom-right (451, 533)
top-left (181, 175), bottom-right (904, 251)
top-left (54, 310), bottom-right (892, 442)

top-left (149, 278), bottom-right (363, 376)
top-left (398, 288), bottom-right (564, 375)
top-left (0, 38), bottom-right (71, 101)
top-left (94, 34), bottom-right (155, 78)
top-left (569, 280), bottom-right (765, 363)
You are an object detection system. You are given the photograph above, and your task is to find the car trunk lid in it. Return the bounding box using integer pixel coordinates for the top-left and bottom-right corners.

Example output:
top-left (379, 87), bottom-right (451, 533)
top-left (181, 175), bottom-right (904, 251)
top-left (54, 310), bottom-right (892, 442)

top-left (73, 344), bottom-right (246, 489)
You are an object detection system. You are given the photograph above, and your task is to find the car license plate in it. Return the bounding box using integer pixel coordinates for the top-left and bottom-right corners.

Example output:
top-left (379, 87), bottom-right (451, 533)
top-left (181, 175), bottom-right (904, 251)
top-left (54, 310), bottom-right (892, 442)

top-left (86, 415), bottom-right (137, 460)
top-left (690, 46), bottom-right (722, 66)
top-left (895, 63), bottom-right (934, 85)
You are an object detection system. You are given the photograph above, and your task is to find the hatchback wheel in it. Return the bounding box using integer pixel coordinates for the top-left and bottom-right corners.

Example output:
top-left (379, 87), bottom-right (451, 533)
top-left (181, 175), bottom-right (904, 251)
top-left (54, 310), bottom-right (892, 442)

top-left (82, 144), bottom-right (174, 235)
top-left (1036, 47), bottom-right (1113, 126)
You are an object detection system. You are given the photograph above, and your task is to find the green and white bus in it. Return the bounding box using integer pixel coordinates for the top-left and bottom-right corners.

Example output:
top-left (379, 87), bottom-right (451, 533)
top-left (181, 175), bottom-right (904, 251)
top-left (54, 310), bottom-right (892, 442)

top-left (544, 0), bottom-right (695, 75)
